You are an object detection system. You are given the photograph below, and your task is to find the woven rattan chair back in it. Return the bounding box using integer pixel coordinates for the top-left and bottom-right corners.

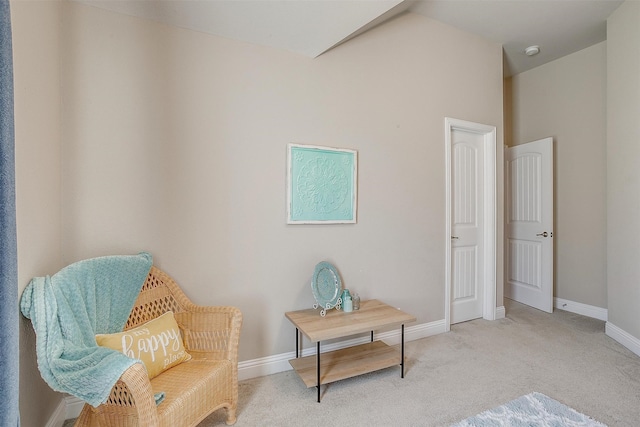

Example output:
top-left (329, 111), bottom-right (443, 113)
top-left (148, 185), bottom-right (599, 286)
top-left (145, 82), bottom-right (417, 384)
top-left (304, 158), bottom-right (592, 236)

top-left (74, 265), bottom-right (242, 427)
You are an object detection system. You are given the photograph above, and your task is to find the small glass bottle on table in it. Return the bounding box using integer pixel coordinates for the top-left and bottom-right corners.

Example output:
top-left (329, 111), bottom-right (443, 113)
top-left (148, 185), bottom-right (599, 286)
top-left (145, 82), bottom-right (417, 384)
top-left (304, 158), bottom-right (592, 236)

top-left (352, 293), bottom-right (360, 310)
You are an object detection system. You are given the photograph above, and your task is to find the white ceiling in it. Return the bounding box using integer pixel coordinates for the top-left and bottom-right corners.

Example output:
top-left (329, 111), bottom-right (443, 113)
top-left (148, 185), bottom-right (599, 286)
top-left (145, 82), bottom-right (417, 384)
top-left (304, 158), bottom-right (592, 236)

top-left (76, 0), bottom-right (624, 76)
top-left (411, 0), bottom-right (623, 75)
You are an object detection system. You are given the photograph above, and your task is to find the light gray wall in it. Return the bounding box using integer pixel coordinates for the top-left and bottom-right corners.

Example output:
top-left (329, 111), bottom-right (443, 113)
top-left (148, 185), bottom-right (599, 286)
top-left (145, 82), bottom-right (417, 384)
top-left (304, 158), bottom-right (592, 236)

top-left (11, 1), bottom-right (66, 426)
top-left (58, 2), bottom-right (504, 361)
top-left (509, 42), bottom-right (607, 309)
top-left (607, 1), bottom-right (640, 340)
top-left (13, 2), bottom-right (505, 424)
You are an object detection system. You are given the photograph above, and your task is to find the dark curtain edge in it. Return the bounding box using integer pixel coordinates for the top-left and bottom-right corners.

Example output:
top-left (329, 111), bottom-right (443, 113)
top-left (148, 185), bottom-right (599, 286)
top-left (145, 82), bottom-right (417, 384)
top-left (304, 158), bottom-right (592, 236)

top-left (0, 0), bottom-right (21, 425)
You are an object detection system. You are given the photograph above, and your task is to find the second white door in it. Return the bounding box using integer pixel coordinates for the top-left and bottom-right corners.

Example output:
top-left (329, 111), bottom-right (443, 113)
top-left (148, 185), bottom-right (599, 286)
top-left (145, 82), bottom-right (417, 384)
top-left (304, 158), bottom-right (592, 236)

top-left (505, 137), bottom-right (554, 313)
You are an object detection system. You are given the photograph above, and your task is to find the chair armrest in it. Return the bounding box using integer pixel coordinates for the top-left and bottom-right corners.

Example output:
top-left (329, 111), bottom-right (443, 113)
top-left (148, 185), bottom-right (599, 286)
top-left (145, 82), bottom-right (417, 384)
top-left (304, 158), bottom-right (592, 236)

top-left (117, 362), bottom-right (159, 425)
top-left (76, 363), bottom-right (159, 427)
top-left (174, 306), bottom-right (243, 362)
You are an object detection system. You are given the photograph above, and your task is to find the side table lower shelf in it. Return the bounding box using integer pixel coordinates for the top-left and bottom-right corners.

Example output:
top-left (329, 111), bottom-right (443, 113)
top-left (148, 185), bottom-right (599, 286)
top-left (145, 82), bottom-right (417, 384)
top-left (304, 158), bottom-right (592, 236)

top-left (289, 340), bottom-right (401, 388)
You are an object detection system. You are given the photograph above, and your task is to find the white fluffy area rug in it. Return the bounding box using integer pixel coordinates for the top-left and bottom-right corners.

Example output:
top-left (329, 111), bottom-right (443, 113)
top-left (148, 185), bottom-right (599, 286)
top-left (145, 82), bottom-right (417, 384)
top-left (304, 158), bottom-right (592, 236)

top-left (452, 392), bottom-right (607, 427)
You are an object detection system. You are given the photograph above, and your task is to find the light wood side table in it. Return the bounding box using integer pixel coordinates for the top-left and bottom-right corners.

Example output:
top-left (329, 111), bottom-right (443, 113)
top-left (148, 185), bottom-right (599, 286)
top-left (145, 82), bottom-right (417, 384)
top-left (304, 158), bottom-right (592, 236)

top-left (285, 299), bottom-right (416, 402)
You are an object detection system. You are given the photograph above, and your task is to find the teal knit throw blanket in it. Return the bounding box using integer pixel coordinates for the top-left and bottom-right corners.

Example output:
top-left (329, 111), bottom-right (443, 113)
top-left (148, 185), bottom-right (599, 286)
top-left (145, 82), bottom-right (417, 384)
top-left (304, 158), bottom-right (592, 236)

top-left (20, 252), bottom-right (153, 407)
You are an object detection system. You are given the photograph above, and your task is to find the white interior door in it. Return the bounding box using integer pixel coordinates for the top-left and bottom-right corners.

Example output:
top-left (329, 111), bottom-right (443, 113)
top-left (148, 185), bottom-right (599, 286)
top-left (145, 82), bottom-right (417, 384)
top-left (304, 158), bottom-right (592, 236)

top-left (445, 118), bottom-right (496, 329)
top-left (451, 129), bottom-right (485, 323)
top-left (505, 137), bottom-right (553, 313)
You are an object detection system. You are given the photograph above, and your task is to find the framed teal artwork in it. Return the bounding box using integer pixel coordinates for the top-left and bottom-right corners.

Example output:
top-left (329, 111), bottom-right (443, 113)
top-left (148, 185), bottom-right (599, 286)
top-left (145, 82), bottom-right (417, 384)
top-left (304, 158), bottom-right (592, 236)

top-left (287, 144), bottom-right (358, 224)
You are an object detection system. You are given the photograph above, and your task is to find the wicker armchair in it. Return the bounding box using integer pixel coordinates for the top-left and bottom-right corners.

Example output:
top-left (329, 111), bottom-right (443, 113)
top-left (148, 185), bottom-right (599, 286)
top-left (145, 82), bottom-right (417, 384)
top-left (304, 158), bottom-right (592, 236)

top-left (74, 266), bottom-right (243, 426)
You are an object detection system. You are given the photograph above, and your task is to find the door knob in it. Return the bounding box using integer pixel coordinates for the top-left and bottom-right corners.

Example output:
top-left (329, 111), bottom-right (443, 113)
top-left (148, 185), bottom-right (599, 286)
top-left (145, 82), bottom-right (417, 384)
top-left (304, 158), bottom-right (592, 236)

top-left (536, 232), bottom-right (548, 237)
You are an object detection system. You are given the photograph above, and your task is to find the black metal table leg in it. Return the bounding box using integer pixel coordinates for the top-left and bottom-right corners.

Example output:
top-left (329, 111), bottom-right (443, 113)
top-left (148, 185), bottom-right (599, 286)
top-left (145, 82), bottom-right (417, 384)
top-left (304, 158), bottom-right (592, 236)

top-left (371, 331), bottom-right (374, 342)
top-left (296, 328), bottom-right (299, 358)
top-left (316, 341), bottom-right (321, 402)
top-left (401, 324), bottom-right (405, 378)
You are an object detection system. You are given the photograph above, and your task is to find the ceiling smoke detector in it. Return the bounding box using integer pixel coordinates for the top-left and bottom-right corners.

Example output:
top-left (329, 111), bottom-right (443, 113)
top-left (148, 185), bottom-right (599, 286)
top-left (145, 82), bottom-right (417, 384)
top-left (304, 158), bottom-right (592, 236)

top-left (525, 45), bottom-right (540, 56)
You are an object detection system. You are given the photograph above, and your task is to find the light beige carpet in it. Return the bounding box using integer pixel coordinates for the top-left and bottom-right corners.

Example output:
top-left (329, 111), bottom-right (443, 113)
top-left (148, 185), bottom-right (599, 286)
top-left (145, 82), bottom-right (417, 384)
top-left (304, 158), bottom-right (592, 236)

top-left (66, 299), bottom-right (640, 426)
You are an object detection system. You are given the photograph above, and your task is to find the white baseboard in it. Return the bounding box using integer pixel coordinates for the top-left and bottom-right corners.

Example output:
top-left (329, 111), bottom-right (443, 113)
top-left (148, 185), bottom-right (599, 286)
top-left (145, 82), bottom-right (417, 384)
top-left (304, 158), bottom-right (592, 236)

top-left (45, 397), bottom-right (67, 427)
top-left (606, 322), bottom-right (640, 358)
top-left (554, 297), bottom-right (608, 321)
top-left (57, 319), bottom-right (447, 423)
top-left (64, 395), bottom-right (85, 421)
top-left (495, 306), bottom-right (505, 320)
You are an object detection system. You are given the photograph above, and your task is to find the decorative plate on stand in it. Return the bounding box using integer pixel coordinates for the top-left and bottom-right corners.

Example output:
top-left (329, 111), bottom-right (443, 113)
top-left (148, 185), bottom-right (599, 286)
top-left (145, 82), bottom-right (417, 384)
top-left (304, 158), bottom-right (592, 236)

top-left (311, 261), bottom-right (342, 316)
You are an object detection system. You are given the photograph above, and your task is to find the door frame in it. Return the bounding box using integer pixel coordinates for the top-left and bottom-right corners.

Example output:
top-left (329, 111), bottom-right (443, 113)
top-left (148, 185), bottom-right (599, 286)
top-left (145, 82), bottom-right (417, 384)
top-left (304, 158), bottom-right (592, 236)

top-left (444, 117), bottom-right (497, 331)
